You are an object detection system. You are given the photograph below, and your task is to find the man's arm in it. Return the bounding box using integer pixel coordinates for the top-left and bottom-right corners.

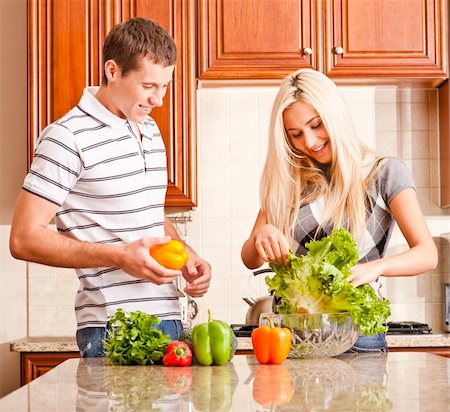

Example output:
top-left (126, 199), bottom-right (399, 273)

top-left (10, 189), bottom-right (180, 285)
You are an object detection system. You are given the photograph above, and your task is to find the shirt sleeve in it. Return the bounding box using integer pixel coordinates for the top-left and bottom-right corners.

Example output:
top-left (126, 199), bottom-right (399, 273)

top-left (377, 157), bottom-right (416, 206)
top-left (23, 123), bottom-right (83, 206)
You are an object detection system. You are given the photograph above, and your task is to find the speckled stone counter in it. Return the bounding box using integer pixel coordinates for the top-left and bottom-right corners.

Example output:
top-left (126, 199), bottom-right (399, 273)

top-left (10, 336), bottom-right (79, 352)
top-left (10, 332), bottom-right (450, 353)
top-left (1, 352), bottom-right (450, 411)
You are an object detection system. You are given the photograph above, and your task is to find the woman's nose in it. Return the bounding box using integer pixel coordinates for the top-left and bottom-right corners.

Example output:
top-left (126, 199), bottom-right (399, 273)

top-left (303, 130), bottom-right (318, 149)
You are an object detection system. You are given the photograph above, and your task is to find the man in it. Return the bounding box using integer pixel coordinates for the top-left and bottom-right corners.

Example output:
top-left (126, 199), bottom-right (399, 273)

top-left (10, 17), bottom-right (211, 357)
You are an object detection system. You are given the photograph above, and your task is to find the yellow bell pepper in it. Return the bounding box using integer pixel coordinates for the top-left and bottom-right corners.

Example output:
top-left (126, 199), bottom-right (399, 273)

top-left (150, 240), bottom-right (189, 270)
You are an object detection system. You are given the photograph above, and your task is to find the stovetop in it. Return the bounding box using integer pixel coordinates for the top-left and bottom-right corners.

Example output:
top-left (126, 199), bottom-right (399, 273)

top-left (231, 321), bottom-right (433, 337)
top-left (386, 321), bottom-right (432, 335)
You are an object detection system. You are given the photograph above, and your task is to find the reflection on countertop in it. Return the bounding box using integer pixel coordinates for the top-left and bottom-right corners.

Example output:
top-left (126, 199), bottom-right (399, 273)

top-left (1, 352), bottom-right (450, 411)
top-left (10, 332), bottom-right (450, 353)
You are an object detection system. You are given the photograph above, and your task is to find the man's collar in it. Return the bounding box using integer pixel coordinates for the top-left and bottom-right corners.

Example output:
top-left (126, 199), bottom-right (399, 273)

top-left (78, 86), bottom-right (128, 129)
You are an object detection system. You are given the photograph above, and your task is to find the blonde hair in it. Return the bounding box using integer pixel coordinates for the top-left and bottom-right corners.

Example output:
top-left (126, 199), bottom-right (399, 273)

top-left (260, 68), bottom-right (383, 242)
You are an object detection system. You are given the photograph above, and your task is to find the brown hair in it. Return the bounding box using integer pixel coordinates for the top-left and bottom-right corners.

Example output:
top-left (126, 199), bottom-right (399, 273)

top-left (102, 17), bottom-right (177, 84)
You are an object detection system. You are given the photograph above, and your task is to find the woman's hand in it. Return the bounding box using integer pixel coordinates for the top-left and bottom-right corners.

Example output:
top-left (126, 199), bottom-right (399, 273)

top-left (253, 224), bottom-right (290, 265)
top-left (347, 259), bottom-right (387, 287)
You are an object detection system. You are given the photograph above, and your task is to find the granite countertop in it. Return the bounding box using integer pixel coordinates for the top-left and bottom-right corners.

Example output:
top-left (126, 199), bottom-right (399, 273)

top-left (1, 352), bottom-right (450, 411)
top-left (10, 332), bottom-right (450, 353)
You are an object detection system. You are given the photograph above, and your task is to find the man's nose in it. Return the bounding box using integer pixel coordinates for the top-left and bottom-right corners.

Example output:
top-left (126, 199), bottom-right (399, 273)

top-left (149, 89), bottom-right (164, 108)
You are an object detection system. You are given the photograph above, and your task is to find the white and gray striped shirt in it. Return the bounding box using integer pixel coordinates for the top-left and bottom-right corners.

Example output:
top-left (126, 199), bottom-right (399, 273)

top-left (23, 87), bottom-right (180, 329)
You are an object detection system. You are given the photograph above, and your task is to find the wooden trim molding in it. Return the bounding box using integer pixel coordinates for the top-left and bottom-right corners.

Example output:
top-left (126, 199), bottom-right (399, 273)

top-left (28, 0), bottom-right (197, 207)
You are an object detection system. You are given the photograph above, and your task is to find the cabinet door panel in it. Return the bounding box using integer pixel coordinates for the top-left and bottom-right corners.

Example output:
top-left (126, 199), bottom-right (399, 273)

top-left (21, 352), bottom-right (80, 386)
top-left (199, 0), bottom-right (320, 79)
top-left (28, 0), bottom-right (196, 206)
top-left (325, 0), bottom-right (448, 81)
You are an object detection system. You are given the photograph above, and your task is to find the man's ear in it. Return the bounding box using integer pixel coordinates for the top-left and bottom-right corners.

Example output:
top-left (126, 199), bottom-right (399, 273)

top-left (104, 60), bottom-right (120, 82)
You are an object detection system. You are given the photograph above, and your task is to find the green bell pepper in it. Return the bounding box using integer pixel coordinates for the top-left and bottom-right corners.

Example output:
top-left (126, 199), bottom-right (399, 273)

top-left (192, 309), bottom-right (233, 366)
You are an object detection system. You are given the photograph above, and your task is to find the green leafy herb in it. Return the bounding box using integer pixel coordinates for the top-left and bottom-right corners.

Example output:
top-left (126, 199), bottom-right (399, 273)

top-left (266, 228), bottom-right (391, 335)
top-left (103, 308), bottom-right (171, 365)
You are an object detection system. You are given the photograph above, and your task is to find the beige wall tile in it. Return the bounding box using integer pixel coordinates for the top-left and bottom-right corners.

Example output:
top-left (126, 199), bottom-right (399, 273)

top-left (197, 305), bottom-right (231, 325)
top-left (375, 103), bottom-right (398, 131)
top-left (28, 306), bottom-right (56, 336)
top-left (388, 303), bottom-right (407, 320)
top-left (197, 90), bottom-right (229, 162)
top-left (56, 276), bottom-right (79, 306)
top-left (55, 306), bottom-right (77, 336)
top-left (404, 302), bottom-right (434, 325)
top-left (230, 189), bottom-right (258, 219)
top-left (375, 87), bottom-right (398, 103)
top-left (230, 161), bottom-right (258, 191)
top-left (376, 131), bottom-right (398, 156)
top-left (231, 218), bottom-right (256, 249)
top-left (28, 277), bottom-right (57, 306)
top-left (200, 189), bottom-right (230, 219)
top-left (28, 262), bottom-right (57, 279)
top-left (411, 159), bottom-right (430, 188)
top-left (416, 188), bottom-right (431, 215)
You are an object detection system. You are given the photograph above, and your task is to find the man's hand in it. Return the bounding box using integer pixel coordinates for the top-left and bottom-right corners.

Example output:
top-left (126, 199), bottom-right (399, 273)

top-left (181, 247), bottom-right (211, 298)
top-left (119, 236), bottom-right (181, 285)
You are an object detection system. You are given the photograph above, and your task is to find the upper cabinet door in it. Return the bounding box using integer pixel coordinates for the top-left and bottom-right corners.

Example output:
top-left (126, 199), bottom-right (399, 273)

top-left (324, 0), bottom-right (448, 85)
top-left (28, 0), bottom-right (197, 207)
top-left (198, 0), bottom-right (448, 85)
top-left (198, 0), bottom-right (321, 79)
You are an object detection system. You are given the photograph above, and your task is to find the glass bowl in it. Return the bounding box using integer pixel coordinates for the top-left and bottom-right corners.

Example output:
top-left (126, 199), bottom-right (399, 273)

top-left (259, 313), bottom-right (359, 359)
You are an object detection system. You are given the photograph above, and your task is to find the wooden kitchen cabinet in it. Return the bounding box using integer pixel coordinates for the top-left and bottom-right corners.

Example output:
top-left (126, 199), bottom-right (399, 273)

top-left (199, 0), bottom-right (448, 85)
top-left (28, 0), bottom-right (197, 206)
top-left (198, 0), bottom-right (320, 79)
top-left (20, 352), bottom-right (80, 386)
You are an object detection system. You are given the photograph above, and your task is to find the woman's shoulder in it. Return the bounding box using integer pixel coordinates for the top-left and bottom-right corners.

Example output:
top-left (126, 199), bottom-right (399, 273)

top-left (376, 156), bottom-right (411, 179)
top-left (369, 156), bottom-right (416, 205)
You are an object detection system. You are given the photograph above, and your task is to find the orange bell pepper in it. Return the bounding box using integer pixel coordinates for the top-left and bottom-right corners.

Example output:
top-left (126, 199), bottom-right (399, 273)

top-left (150, 240), bottom-right (189, 270)
top-left (252, 364), bottom-right (293, 407)
top-left (251, 317), bottom-right (292, 364)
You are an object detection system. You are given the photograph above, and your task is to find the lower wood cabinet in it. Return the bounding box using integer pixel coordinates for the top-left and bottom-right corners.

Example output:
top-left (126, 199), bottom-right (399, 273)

top-left (20, 352), bottom-right (80, 386)
top-left (388, 347), bottom-right (450, 358)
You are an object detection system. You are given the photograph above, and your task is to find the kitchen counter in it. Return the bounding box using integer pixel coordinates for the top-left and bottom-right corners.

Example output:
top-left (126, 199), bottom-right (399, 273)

top-left (1, 352), bottom-right (450, 411)
top-left (10, 332), bottom-right (450, 352)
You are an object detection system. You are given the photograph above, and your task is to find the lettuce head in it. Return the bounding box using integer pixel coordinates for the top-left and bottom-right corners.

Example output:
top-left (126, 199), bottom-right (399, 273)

top-left (266, 228), bottom-right (391, 335)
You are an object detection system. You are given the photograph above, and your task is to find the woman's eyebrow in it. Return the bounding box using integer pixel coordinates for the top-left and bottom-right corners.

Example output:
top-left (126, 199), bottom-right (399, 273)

top-left (286, 115), bottom-right (321, 131)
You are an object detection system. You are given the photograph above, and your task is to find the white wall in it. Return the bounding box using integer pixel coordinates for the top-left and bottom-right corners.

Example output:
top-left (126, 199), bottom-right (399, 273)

top-left (0, 0), bottom-right (28, 398)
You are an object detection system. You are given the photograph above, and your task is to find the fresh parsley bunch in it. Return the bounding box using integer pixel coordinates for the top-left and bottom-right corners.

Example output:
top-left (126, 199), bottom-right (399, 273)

top-left (104, 308), bottom-right (171, 365)
top-left (267, 228), bottom-right (391, 336)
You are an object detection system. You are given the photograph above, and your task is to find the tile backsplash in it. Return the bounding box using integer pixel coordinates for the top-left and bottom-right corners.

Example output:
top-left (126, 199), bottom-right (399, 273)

top-left (25, 84), bottom-right (450, 336)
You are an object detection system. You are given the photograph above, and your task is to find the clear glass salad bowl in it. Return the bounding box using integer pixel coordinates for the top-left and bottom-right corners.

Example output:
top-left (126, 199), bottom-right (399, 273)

top-left (259, 313), bottom-right (359, 359)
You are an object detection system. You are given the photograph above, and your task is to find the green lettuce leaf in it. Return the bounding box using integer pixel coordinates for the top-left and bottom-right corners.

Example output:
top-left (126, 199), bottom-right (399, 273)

top-left (266, 228), bottom-right (391, 335)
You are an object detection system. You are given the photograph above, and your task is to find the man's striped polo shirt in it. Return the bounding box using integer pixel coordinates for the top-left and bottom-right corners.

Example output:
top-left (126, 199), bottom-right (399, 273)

top-left (23, 87), bottom-right (180, 330)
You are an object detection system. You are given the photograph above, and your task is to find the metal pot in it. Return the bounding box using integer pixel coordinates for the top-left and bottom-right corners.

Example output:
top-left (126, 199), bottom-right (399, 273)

top-left (243, 268), bottom-right (274, 325)
top-left (243, 295), bottom-right (274, 325)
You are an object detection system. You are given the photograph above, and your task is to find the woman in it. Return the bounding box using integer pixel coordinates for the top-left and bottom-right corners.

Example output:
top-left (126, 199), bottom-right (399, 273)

top-left (241, 68), bottom-right (437, 352)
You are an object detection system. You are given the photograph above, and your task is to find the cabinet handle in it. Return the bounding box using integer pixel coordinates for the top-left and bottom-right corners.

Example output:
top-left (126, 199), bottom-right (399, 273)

top-left (302, 47), bottom-right (313, 56)
top-left (334, 46), bottom-right (344, 55)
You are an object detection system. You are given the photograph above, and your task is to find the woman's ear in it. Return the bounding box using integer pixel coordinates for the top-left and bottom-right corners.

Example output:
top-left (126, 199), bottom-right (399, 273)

top-left (104, 60), bottom-right (120, 83)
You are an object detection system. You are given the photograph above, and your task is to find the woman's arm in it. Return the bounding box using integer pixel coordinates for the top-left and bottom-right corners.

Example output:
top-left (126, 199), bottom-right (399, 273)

top-left (348, 187), bottom-right (438, 287)
top-left (10, 189), bottom-right (180, 285)
top-left (241, 209), bottom-right (290, 269)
